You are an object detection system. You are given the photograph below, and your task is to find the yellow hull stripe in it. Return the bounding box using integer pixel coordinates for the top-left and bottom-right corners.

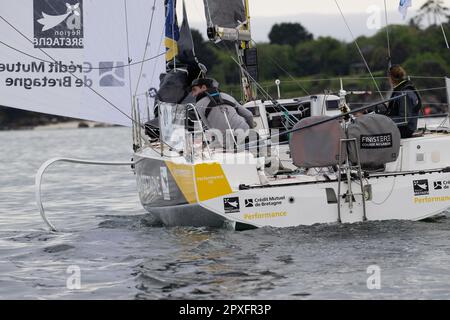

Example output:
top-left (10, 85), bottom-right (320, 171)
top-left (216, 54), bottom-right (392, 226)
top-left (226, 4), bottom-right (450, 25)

top-left (165, 161), bottom-right (196, 204)
top-left (194, 163), bottom-right (233, 202)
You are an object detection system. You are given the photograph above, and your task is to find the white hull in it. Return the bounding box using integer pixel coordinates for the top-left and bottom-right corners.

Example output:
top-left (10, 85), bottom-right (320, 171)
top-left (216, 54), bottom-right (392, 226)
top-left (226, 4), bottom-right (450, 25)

top-left (134, 134), bottom-right (450, 229)
top-left (200, 170), bottom-right (450, 228)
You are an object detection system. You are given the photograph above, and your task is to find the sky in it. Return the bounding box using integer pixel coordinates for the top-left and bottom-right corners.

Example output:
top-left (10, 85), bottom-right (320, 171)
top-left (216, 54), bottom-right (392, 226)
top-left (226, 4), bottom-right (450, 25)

top-left (181, 0), bottom-right (450, 42)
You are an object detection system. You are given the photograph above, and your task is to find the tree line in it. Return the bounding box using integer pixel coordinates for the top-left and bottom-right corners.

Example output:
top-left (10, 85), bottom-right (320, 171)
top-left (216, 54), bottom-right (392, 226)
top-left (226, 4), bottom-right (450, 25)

top-left (196, 22), bottom-right (449, 106)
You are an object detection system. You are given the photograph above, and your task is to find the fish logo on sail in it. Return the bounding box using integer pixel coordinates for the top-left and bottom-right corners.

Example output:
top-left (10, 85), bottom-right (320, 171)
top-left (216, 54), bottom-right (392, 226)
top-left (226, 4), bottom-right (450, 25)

top-left (33, 0), bottom-right (83, 49)
top-left (38, 3), bottom-right (80, 32)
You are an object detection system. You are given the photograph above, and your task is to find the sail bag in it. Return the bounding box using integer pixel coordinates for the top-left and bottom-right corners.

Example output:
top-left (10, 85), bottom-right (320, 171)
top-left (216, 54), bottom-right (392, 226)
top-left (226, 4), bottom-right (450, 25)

top-left (346, 114), bottom-right (401, 167)
top-left (289, 116), bottom-right (346, 168)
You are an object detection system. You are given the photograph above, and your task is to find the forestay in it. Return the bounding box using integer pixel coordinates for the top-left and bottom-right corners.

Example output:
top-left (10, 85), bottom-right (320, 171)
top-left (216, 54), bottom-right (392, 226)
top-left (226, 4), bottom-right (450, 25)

top-left (0, 0), bottom-right (165, 126)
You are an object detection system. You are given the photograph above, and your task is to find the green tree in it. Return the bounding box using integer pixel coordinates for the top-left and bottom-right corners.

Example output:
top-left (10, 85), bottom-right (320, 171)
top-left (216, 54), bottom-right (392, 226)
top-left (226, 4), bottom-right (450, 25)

top-left (257, 43), bottom-right (295, 80)
top-left (403, 52), bottom-right (449, 102)
top-left (268, 23), bottom-right (313, 46)
top-left (294, 37), bottom-right (349, 75)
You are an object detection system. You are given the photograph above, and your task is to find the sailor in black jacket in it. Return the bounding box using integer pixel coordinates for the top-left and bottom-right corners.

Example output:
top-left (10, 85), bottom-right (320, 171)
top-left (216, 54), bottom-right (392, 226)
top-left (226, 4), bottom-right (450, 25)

top-left (384, 65), bottom-right (422, 138)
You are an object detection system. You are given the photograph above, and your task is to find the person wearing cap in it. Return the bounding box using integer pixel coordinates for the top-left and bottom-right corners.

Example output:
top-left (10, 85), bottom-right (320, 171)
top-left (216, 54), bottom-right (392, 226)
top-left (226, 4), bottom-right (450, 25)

top-left (380, 65), bottom-right (422, 138)
top-left (190, 78), bottom-right (255, 148)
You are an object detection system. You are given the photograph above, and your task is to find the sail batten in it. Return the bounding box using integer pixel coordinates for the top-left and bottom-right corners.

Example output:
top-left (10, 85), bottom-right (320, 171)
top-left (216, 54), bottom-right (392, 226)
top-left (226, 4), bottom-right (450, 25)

top-left (0, 0), bottom-right (165, 127)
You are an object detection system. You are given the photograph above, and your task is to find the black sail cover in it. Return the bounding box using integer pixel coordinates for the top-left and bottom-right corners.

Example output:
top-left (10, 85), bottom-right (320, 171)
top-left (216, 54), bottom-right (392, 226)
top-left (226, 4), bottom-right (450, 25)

top-left (347, 114), bottom-right (401, 168)
top-left (289, 116), bottom-right (347, 168)
top-left (203, 0), bottom-right (246, 28)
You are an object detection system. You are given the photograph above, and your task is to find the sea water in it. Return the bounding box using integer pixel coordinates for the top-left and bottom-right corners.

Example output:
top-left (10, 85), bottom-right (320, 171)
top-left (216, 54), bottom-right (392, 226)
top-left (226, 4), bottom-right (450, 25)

top-left (0, 127), bottom-right (449, 299)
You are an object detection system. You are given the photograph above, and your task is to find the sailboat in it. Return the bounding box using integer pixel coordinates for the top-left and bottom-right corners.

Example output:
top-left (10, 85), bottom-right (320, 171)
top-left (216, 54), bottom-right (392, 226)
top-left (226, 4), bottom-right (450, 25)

top-left (1, 0), bottom-right (449, 231)
top-left (133, 0), bottom-right (450, 230)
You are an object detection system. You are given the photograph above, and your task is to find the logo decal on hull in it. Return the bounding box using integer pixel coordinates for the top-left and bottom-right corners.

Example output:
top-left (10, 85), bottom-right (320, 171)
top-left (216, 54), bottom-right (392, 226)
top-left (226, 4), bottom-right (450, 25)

top-left (223, 197), bottom-right (240, 213)
top-left (244, 196), bottom-right (286, 208)
top-left (413, 179), bottom-right (429, 196)
top-left (244, 199), bottom-right (254, 207)
top-left (433, 180), bottom-right (450, 190)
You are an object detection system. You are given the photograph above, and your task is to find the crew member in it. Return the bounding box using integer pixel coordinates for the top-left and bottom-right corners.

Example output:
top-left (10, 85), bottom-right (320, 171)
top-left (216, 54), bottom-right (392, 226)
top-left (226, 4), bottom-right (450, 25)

top-left (382, 65), bottom-right (422, 138)
top-left (190, 78), bottom-right (255, 148)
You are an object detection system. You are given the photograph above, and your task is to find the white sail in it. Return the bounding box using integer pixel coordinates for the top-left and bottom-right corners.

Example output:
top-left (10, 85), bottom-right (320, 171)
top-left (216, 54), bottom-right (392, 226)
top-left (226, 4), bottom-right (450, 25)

top-left (0, 0), bottom-right (165, 126)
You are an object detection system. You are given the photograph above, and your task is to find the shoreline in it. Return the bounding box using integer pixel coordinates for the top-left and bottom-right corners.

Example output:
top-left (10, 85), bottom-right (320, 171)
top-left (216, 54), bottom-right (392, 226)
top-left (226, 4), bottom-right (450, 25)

top-left (34, 121), bottom-right (101, 130)
top-left (0, 121), bottom-right (119, 131)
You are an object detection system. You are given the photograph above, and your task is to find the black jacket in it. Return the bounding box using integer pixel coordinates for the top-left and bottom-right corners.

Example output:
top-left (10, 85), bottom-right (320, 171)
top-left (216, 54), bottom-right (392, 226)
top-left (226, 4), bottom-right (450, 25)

top-left (386, 80), bottom-right (422, 138)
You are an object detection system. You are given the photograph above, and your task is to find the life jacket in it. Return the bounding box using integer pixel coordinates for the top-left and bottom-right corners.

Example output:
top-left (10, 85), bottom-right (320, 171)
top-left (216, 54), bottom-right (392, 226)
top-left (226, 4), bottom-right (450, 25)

top-left (197, 88), bottom-right (237, 119)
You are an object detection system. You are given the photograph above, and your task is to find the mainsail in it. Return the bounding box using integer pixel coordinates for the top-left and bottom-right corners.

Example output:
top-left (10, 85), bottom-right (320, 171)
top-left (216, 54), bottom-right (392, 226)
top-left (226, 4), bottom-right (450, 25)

top-left (203, 0), bottom-right (246, 28)
top-left (177, 0), bottom-right (196, 66)
top-left (0, 0), bottom-right (165, 127)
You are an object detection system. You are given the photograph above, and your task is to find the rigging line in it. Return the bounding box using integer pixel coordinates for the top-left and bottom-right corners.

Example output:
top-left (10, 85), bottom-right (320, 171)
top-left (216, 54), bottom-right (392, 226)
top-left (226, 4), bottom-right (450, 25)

top-left (215, 39), bottom-right (296, 128)
top-left (384, 0), bottom-right (392, 66)
top-left (232, 61), bottom-right (295, 128)
top-left (225, 76), bottom-right (447, 93)
top-left (231, 55), bottom-right (298, 127)
top-left (282, 75), bottom-right (446, 82)
top-left (334, 0), bottom-right (384, 100)
top-left (410, 76), bottom-right (447, 79)
top-left (123, 0), bottom-right (139, 146)
top-left (0, 39), bottom-right (165, 69)
top-left (204, 0), bottom-right (213, 26)
top-left (150, 5), bottom-right (172, 90)
top-left (218, 40), bottom-right (298, 127)
top-left (262, 75), bottom-right (446, 83)
top-left (0, 14), bottom-right (141, 127)
top-left (402, 86), bottom-right (447, 93)
top-left (435, 12), bottom-right (450, 49)
top-left (329, 86), bottom-right (447, 94)
top-left (171, 0), bottom-right (176, 70)
top-left (123, 0), bottom-right (135, 125)
top-left (350, 102), bottom-right (447, 106)
top-left (0, 40), bottom-right (49, 63)
top-left (259, 76), bottom-right (389, 84)
top-left (250, 39), bottom-right (310, 96)
top-left (389, 113), bottom-right (450, 121)
top-left (241, 94), bottom-right (407, 150)
top-left (134, 0), bottom-right (158, 96)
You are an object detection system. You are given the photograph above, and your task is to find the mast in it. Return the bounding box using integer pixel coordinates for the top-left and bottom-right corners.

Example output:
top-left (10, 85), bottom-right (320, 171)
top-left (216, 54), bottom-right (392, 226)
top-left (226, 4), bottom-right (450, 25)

top-left (203, 0), bottom-right (258, 102)
top-left (238, 0), bottom-right (257, 102)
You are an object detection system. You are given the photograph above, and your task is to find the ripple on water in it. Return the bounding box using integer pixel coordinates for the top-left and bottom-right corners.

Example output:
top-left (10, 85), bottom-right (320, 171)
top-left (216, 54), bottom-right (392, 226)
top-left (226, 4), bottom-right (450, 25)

top-left (1, 128), bottom-right (449, 299)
